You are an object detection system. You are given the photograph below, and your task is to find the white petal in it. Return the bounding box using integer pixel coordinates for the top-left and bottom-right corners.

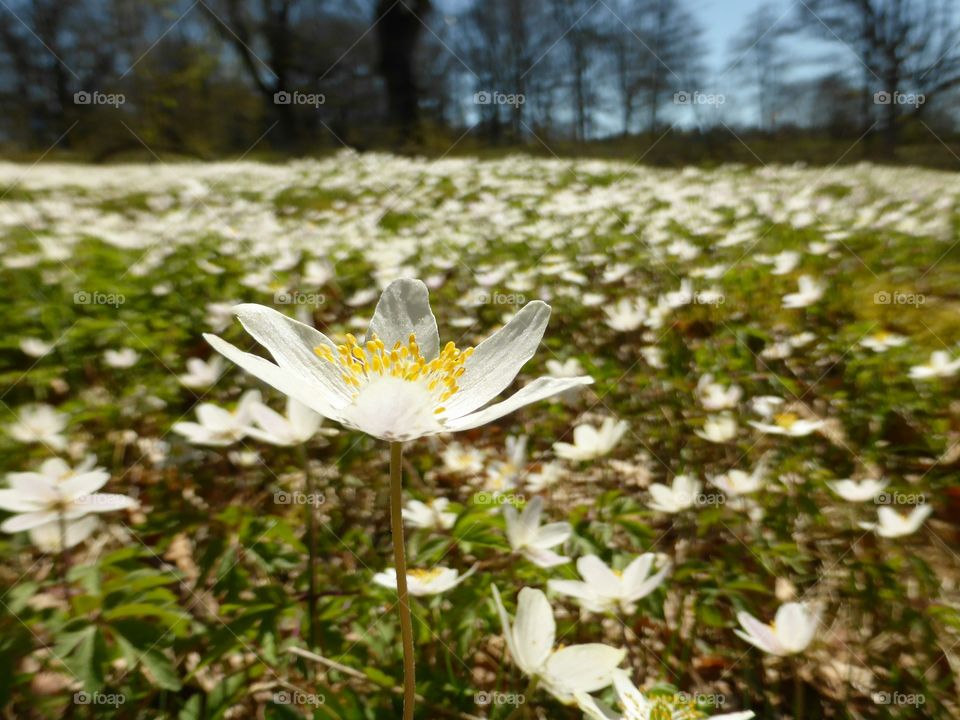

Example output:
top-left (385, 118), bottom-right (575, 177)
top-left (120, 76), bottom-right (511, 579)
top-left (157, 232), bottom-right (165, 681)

top-left (529, 522), bottom-right (572, 549)
top-left (443, 301), bottom-right (552, 416)
top-left (74, 493), bottom-right (138, 513)
top-left (366, 279), bottom-right (440, 361)
top-left (522, 546), bottom-right (571, 568)
top-left (204, 334), bottom-right (343, 421)
top-left (491, 585), bottom-right (523, 673)
top-left (0, 489), bottom-right (47, 513)
top-left (513, 587), bottom-right (555, 672)
top-left (444, 376), bottom-right (593, 432)
top-left (230, 304), bottom-right (351, 404)
top-left (547, 579), bottom-right (596, 602)
top-left (59, 471), bottom-right (110, 499)
top-left (576, 555), bottom-right (621, 596)
top-left (543, 644), bottom-right (625, 697)
top-left (2, 511), bottom-right (58, 532)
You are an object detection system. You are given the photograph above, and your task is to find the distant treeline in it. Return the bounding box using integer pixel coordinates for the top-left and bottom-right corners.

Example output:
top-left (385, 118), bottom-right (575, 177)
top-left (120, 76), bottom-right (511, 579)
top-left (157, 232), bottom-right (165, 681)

top-left (1, 0), bottom-right (958, 163)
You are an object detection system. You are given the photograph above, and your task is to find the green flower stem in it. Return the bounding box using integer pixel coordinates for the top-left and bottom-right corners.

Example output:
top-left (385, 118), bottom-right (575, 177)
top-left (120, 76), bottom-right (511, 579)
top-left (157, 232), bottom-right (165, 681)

top-left (298, 445), bottom-right (318, 653)
top-left (390, 441), bottom-right (416, 720)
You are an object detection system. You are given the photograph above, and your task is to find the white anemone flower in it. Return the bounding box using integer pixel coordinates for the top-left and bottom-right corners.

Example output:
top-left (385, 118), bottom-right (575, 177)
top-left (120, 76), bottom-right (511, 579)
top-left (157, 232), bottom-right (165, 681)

top-left (20, 338), bottom-right (54, 358)
top-left (492, 586), bottom-right (625, 704)
top-left (484, 435), bottom-right (528, 492)
top-left (603, 298), bottom-right (648, 332)
top-left (697, 374), bottom-right (742, 411)
top-left (648, 475), bottom-right (701, 514)
top-left (7, 404), bottom-right (69, 451)
top-left (781, 275), bottom-right (824, 309)
top-left (695, 414), bottom-right (738, 443)
top-left (440, 442), bottom-right (486, 474)
top-left (553, 418), bottom-right (628, 462)
top-left (204, 279), bottom-right (592, 441)
top-left (577, 668), bottom-right (755, 720)
top-left (859, 505), bottom-right (932, 538)
top-left (402, 497), bottom-right (457, 530)
top-left (504, 496), bottom-right (571, 568)
top-left (710, 461), bottom-right (767, 496)
top-left (735, 602), bottom-right (819, 656)
top-left (103, 348), bottom-right (140, 368)
top-left (909, 350), bottom-right (960, 380)
top-left (245, 397), bottom-right (334, 446)
top-left (748, 412), bottom-right (824, 437)
top-left (826, 478), bottom-right (888, 503)
top-left (0, 459), bottom-right (137, 535)
top-left (178, 356), bottom-right (225, 389)
top-left (860, 331), bottom-right (907, 353)
top-left (548, 554), bottom-right (670, 614)
top-left (373, 566), bottom-right (471, 596)
top-left (172, 390), bottom-right (261, 446)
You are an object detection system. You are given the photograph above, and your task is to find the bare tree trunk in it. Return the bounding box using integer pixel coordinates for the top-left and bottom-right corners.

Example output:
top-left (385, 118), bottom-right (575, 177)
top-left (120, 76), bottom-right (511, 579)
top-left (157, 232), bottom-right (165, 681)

top-left (375, 0), bottom-right (431, 145)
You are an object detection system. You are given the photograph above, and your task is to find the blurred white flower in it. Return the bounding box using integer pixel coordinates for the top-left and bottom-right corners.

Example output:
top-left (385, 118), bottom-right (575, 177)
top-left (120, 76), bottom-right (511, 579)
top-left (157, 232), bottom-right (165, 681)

top-left (205, 279), bottom-right (591, 441)
top-left (695, 414), bottom-right (738, 443)
top-left (245, 397), bottom-right (332, 446)
top-left (525, 461), bottom-right (564, 492)
top-left (827, 478), bottom-right (888, 502)
top-left (861, 331), bottom-right (907, 353)
top-left (178, 356), bottom-right (225, 389)
top-left (504, 496), bottom-right (571, 568)
top-left (441, 442), bottom-right (485, 474)
top-left (103, 348), bottom-right (139, 368)
top-left (698, 374), bottom-right (742, 411)
top-left (750, 396), bottom-right (784, 419)
top-left (577, 668), bottom-right (755, 720)
top-left (484, 435), bottom-right (528, 492)
top-left (641, 346), bottom-right (665, 368)
top-left (710, 461), bottom-right (767, 496)
top-left (172, 389), bottom-right (261, 446)
top-left (735, 602), bottom-right (818, 656)
top-left (402, 497), bottom-right (457, 530)
top-left (553, 418), bottom-right (627, 462)
top-left (0, 458), bottom-right (137, 537)
top-left (28, 516), bottom-right (100, 552)
top-left (492, 585), bottom-right (625, 704)
top-left (909, 350), bottom-right (960, 380)
top-left (604, 298), bottom-right (648, 332)
top-left (749, 412), bottom-right (824, 437)
top-left (769, 250), bottom-right (801, 275)
top-left (549, 554), bottom-right (670, 613)
top-left (648, 475), bottom-right (701, 514)
top-left (859, 505), bottom-right (932, 538)
top-left (782, 275), bottom-right (824, 309)
top-left (373, 566), bottom-right (470, 596)
top-left (19, 338), bottom-right (53, 358)
top-left (7, 404), bottom-right (68, 451)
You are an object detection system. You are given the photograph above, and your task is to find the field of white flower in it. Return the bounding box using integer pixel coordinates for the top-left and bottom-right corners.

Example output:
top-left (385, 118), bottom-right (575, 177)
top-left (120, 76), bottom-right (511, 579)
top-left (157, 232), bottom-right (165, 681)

top-left (1, 153), bottom-right (959, 719)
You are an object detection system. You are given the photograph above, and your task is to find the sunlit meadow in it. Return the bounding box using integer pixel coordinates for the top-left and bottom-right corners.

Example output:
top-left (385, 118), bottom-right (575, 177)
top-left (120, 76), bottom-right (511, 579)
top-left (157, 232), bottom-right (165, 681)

top-left (1, 154), bottom-right (959, 719)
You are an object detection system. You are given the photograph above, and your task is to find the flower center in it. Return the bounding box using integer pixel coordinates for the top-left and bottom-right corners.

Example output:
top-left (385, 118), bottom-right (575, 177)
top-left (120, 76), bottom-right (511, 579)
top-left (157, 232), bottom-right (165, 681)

top-left (408, 568), bottom-right (445, 582)
top-left (315, 333), bottom-right (474, 414)
top-left (774, 413), bottom-right (798, 428)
